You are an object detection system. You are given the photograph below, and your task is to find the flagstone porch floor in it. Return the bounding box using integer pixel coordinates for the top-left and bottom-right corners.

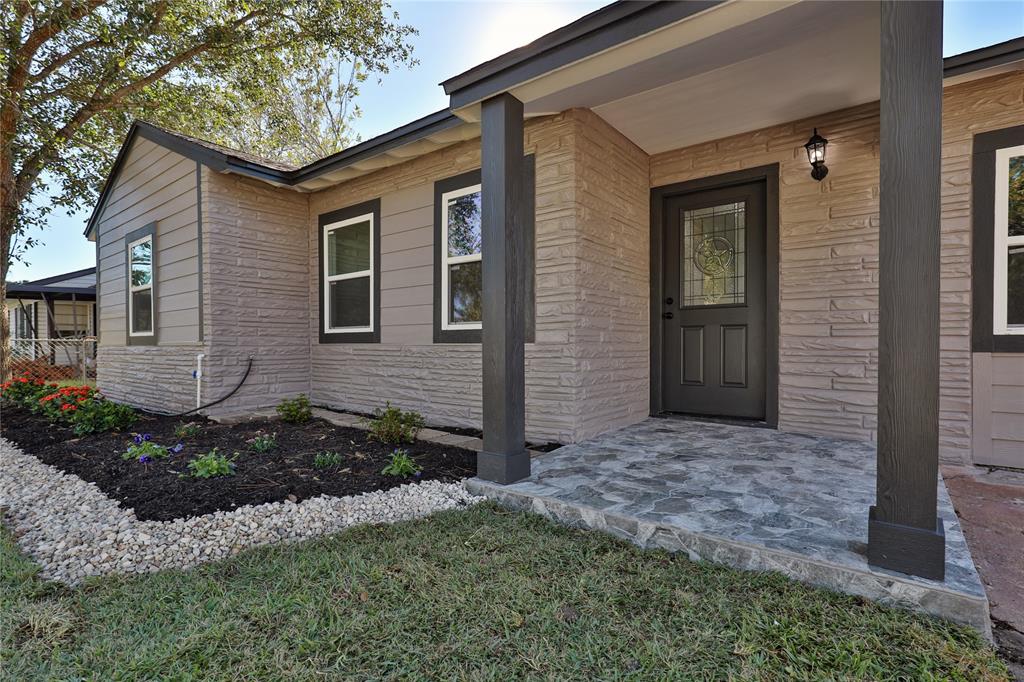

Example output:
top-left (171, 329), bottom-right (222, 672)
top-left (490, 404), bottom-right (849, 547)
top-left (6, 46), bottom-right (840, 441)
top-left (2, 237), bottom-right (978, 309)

top-left (465, 417), bottom-right (990, 635)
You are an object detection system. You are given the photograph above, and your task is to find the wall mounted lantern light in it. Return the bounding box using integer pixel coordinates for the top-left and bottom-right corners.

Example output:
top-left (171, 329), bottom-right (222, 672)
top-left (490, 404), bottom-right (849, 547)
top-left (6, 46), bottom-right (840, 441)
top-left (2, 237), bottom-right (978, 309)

top-left (804, 128), bottom-right (829, 181)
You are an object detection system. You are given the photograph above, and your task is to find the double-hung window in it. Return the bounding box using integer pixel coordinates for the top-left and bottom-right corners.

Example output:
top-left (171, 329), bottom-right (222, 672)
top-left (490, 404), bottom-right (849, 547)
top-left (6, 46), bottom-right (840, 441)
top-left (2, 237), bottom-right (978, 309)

top-left (128, 234), bottom-right (154, 337)
top-left (319, 199), bottom-right (380, 343)
top-left (440, 183), bottom-right (483, 331)
top-left (994, 145), bottom-right (1024, 335)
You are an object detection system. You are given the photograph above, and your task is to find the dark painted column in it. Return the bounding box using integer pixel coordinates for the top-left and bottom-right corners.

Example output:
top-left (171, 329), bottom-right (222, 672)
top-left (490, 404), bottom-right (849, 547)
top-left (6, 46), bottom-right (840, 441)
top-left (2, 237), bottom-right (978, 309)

top-left (478, 93), bottom-right (530, 484)
top-left (868, 0), bottom-right (945, 580)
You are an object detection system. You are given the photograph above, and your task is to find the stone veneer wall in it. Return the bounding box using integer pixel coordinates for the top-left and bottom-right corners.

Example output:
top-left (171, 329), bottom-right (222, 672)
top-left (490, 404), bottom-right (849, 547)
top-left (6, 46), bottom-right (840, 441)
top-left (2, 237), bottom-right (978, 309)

top-left (651, 102), bottom-right (884, 444)
top-left (98, 345), bottom-right (202, 414)
top-left (942, 71), bottom-right (1024, 465)
top-left (198, 168), bottom-right (312, 417)
top-left (307, 111), bottom-right (650, 443)
top-left (648, 70), bottom-right (1024, 463)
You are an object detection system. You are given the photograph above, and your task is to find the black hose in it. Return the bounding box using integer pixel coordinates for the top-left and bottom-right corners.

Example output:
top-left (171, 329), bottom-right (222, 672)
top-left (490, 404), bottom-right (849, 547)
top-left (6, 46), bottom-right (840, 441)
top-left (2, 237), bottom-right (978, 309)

top-left (147, 356), bottom-right (254, 418)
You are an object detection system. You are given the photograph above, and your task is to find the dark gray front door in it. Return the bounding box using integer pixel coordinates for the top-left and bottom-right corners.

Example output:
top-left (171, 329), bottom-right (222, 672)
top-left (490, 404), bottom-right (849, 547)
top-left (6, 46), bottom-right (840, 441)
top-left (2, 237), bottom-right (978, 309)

top-left (662, 182), bottom-right (766, 420)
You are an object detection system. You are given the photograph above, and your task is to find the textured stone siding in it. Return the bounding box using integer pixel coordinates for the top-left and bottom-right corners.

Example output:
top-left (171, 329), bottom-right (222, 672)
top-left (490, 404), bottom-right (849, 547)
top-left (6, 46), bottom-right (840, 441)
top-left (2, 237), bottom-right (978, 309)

top-left (307, 111), bottom-right (649, 443)
top-left (943, 71), bottom-right (1024, 464)
top-left (648, 69), bottom-right (1024, 463)
top-left (570, 110), bottom-right (651, 437)
top-left (98, 345), bottom-right (202, 414)
top-left (651, 102), bottom-right (883, 443)
top-left (200, 169), bottom-right (312, 417)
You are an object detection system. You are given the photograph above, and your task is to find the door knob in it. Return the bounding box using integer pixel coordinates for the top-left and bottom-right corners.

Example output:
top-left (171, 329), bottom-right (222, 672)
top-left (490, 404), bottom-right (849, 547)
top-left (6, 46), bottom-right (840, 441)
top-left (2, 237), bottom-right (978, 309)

top-left (665, 297), bottom-right (674, 305)
top-left (662, 312), bottom-right (674, 319)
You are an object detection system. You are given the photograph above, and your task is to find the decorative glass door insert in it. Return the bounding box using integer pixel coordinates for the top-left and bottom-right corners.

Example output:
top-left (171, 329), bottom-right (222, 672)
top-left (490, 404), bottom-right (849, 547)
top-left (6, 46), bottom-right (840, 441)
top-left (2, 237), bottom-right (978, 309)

top-left (680, 202), bottom-right (746, 306)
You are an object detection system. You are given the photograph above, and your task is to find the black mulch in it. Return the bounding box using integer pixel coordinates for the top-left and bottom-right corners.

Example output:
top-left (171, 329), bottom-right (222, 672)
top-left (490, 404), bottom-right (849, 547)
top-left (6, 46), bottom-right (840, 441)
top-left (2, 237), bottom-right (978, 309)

top-left (0, 407), bottom-right (476, 522)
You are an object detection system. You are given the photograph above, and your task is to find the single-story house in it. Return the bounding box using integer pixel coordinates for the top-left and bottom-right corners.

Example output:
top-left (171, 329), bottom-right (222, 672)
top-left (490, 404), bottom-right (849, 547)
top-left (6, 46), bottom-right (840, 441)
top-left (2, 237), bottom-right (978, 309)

top-left (6, 267), bottom-right (97, 341)
top-left (86, 1), bottom-right (1024, 583)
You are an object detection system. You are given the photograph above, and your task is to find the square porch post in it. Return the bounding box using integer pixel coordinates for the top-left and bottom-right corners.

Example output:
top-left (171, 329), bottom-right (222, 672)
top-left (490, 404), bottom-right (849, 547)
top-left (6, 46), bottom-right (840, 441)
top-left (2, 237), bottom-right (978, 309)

top-left (478, 93), bottom-right (530, 484)
top-left (868, 0), bottom-right (945, 580)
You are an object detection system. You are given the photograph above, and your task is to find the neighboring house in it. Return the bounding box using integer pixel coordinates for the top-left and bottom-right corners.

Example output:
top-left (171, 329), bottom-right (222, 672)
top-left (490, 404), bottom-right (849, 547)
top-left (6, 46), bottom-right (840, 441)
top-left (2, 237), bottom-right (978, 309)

top-left (6, 267), bottom-right (97, 341)
top-left (86, 1), bottom-right (1023, 578)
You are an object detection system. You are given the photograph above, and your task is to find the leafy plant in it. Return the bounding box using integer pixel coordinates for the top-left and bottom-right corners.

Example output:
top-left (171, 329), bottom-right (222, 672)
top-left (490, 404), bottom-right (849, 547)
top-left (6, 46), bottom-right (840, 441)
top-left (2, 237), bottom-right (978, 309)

top-left (247, 432), bottom-right (277, 453)
top-left (313, 451), bottom-right (342, 469)
top-left (381, 449), bottom-right (421, 478)
top-left (365, 403), bottom-right (425, 445)
top-left (122, 435), bottom-right (183, 463)
top-left (276, 394), bottom-right (312, 424)
top-left (0, 377), bottom-right (56, 409)
top-left (67, 400), bottom-right (137, 436)
top-left (174, 422), bottom-right (202, 439)
top-left (187, 449), bottom-right (236, 479)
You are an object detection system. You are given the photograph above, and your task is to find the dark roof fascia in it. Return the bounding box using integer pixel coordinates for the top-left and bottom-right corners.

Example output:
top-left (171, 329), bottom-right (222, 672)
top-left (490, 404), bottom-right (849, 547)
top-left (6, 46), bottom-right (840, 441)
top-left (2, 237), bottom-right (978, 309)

top-left (291, 109), bottom-right (462, 183)
top-left (15, 266), bottom-right (96, 287)
top-left (6, 286), bottom-right (96, 299)
top-left (944, 36), bottom-right (1024, 78)
top-left (441, 0), bottom-right (723, 109)
top-left (84, 111), bottom-right (462, 236)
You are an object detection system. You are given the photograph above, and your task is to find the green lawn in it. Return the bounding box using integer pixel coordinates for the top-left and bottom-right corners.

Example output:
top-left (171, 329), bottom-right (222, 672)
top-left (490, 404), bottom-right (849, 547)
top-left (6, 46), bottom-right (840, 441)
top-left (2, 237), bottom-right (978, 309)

top-left (1, 504), bottom-right (1008, 681)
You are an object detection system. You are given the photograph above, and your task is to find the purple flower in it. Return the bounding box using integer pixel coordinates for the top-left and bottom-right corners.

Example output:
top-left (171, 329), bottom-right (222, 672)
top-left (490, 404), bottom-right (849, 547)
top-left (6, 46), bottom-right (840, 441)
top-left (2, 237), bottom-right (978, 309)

top-left (170, 443), bottom-right (184, 454)
top-left (139, 454), bottom-right (152, 464)
top-left (414, 471), bottom-right (423, 478)
top-left (133, 434), bottom-right (143, 445)
top-left (143, 433), bottom-right (152, 442)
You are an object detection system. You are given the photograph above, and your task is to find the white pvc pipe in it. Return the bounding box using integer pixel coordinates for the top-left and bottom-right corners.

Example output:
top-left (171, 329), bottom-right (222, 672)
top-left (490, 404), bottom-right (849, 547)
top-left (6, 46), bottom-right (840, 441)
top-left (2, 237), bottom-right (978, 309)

top-left (195, 353), bottom-right (205, 409)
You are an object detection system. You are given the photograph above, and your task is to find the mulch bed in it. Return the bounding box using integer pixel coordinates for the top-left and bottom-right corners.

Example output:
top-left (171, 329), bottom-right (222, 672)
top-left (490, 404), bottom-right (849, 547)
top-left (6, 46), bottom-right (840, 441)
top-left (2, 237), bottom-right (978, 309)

top-left (0, 407), bottom-right (476, 522)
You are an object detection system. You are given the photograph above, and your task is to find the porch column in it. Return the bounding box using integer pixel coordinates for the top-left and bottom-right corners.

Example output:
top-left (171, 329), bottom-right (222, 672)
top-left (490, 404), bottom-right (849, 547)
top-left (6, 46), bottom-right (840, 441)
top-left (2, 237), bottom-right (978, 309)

top-left (478, 93), bottom-right (529, 484)
top-left (868, 0), bottom-right (945, 580)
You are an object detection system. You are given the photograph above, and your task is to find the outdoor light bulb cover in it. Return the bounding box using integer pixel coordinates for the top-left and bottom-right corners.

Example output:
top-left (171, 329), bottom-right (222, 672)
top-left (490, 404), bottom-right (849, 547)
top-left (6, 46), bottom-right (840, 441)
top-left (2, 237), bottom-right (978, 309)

top-left (804, 128), bottom-right (829, 181)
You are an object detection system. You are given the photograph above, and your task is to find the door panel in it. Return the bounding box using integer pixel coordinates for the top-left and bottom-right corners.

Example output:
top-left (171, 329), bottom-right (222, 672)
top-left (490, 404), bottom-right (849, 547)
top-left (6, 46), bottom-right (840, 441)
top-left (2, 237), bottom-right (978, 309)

top-left (662, 182), bottom-right (766, 420)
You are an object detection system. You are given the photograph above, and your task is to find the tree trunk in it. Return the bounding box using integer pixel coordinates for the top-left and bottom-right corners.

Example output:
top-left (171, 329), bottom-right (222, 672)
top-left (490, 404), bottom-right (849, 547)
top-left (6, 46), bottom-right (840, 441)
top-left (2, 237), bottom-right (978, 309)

top-left (1, 177), bottom-right (16, 384)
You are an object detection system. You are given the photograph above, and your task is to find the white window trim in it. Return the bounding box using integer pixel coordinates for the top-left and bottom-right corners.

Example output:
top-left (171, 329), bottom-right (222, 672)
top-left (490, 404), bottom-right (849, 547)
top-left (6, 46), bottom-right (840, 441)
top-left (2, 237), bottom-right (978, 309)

top-left (993, 146), bottom-right (1024, 335)
top-left (323, 212), bottom-right (375, 334)
top-left (440, 183), bottom-right (483, 331)
top-left (127, 235), bottom-right (154, 337)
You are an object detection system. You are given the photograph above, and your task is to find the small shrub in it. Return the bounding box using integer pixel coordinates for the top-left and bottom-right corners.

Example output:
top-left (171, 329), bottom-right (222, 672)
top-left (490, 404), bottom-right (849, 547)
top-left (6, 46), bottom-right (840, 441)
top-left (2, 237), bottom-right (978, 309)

top-left (0, 377), bottom-right (56, 409)
top-left (122, 434), bottom-right (183, 463)
top-left (365, 402), bottom-right (425, 444)
top-left (174, 422), bottom-right (202, 439)
top-left (381, 448), bottom-right (421, 477)
top-left (187, 448), bottom-right (236, 479)
top-left (247, 432), bottom-right (277, 453)
top-left (313, 451), bottom-right (342, 469)
top-left (276, 394), bottom-right (311, 424)
top-left (67, 399), bottom-right (136, 435)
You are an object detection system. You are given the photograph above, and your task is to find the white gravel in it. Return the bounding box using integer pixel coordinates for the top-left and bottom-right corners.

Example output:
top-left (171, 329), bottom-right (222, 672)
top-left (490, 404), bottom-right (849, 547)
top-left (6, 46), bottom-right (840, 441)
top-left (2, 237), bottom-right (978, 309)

top-left (0, 438), bottom-right (481, 585)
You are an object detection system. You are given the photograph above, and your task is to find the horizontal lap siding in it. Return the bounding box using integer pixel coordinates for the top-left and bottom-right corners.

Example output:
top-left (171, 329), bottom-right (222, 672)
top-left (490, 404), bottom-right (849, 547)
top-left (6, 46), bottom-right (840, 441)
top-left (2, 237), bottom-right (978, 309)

top-left (200, 169), bottom-right (311, 416)
top-left (95, 138), bottom-right (202, 410)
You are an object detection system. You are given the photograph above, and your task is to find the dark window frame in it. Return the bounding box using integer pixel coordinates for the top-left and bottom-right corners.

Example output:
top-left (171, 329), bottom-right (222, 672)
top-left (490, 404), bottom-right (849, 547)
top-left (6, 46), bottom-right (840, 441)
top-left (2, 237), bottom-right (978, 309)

top-left (318, 198), bottom-right (381, 344)
top-left (125, 222), bottom-right (157, 346)
top-left (432, 157), bottom-right (535, 344)
top-left (972, 125), bottom-right (1024, 353)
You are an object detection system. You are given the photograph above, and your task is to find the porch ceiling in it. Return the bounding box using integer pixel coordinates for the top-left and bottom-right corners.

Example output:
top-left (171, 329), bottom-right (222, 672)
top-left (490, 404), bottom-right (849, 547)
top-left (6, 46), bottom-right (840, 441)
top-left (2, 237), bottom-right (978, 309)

top-left (489, 1), bottom-right (881, 155)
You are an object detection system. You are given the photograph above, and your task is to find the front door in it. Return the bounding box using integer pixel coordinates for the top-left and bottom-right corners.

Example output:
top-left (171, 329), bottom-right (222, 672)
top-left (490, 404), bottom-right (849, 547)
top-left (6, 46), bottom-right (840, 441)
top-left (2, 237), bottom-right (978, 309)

top-left (661, 182), bottom-right (766, 420)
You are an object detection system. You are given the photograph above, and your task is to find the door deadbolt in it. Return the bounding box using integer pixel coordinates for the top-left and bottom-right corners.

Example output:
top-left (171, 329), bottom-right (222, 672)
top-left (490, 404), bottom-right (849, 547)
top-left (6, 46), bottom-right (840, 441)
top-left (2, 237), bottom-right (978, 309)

top-left (665, 297), bottom-right (674, 305)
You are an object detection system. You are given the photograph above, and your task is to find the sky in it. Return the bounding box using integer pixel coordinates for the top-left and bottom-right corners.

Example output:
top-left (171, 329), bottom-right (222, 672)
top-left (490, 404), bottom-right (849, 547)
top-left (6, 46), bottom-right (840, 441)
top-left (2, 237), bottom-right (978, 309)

top-left (10, 0), bottom-right (1024, 282)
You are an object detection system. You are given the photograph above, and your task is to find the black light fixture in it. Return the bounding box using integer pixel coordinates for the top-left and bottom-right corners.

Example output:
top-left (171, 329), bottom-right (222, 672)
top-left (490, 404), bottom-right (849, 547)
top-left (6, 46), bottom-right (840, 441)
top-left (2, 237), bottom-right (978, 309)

top-left (804, 128), bottom-right (829, 181)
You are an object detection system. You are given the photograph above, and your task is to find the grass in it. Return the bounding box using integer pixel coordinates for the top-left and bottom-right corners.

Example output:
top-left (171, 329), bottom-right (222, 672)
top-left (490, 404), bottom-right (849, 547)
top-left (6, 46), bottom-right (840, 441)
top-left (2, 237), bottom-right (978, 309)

top-left (0, 504), bottom-right (1008, 681)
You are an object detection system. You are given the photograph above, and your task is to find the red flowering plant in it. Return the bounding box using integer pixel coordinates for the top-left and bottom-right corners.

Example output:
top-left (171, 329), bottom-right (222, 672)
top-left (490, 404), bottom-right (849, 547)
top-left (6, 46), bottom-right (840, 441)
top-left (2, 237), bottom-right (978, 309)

top-left (34, 384), bottom-right (137, 435)
top-left (0, 376), bottom-right (57, 410)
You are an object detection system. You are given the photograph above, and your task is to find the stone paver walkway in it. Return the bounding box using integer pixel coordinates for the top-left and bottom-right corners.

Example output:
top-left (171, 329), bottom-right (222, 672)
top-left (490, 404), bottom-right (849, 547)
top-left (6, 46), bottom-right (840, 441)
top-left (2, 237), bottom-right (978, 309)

top-left (467, 417), bottom-right (990, 634)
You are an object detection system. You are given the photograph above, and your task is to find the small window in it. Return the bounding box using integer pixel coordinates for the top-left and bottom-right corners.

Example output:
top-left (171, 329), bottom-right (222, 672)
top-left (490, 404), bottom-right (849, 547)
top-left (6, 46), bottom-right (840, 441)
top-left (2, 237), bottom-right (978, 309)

top-left (323, 214), bottom-right (374, 333)
top-left (994, 145), bottom-right (1024, 335)
top-left (128, 235), bottom-right (154, 336)
top-left (441, 184), bottom-right (483, 330)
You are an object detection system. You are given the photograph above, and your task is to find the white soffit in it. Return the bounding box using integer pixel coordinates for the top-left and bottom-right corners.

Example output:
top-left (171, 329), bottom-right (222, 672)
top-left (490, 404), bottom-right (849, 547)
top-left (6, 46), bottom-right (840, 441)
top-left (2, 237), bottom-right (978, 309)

top-left (290, 121), bottom-right (480, 191)
top-left (521, 1), bottom-right (880, 155)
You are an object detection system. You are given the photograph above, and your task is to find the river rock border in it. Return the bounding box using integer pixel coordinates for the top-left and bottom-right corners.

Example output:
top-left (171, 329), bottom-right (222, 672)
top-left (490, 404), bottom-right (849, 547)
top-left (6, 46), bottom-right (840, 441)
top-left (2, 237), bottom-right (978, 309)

top-left (0, 438), bottom-right (481, 585)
